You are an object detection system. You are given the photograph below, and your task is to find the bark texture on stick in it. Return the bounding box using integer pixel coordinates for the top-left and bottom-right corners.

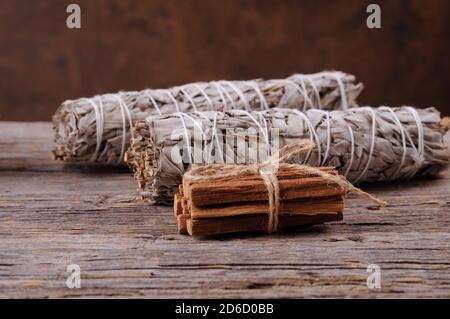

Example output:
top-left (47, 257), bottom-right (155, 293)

top-left (127, 107), bottom-right (450, 204)
top-left (52, 72), bottom-right (363, 164)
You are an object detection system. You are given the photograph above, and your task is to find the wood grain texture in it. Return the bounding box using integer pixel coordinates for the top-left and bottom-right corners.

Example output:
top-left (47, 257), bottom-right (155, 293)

top-left (0, 122), bottom-right (449, 298)
top-left (0, 0), bottom-right (449, 121)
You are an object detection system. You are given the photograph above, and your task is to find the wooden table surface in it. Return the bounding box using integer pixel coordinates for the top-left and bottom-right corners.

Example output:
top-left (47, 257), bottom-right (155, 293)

top-left (1, 122), bottom-right (449, 298)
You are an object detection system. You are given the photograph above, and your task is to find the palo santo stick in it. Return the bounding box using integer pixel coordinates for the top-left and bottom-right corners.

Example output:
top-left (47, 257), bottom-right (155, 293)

top-left (177, 214), bottom-right (190, 235)
top-left (176, 196), bottom-right (344, 233)
top-left (188, 176), bottom-right (343, 207)
top-left (181, 197), bottom-right (189, 215)
top-left (183, 166), bottom-right (336, 191)
top-left (190, 195), bottom-right (344, 219)
top-left (183, 166), bottom-right (338, 207)
top-left (187, 212), bottom-right (343, 236)
top-left (174, 194), bottom-right (183, 217)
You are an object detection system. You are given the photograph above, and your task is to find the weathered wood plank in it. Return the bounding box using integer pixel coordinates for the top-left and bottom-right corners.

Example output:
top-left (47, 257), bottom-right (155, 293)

top-left (0, 122), bottom-right (449, 298)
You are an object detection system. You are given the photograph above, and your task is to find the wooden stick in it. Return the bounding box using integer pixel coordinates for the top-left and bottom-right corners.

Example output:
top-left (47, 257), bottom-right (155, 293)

top-left (177, 214), bottom-right (190, 234)
top-left (190, 195), bottom-right (344, 219)
top-left (183, 166), bottom-right (337, 201)
top-left (176, 196), bottom-right (344, 233)
top-left (188, 177), bottom-right (344, 207)
top-left (187, 212), bottom-right (343, 236)
top-left (174, 194), bottom-right (183, 217)
top-left (181, 197), bottom-right (189, 215)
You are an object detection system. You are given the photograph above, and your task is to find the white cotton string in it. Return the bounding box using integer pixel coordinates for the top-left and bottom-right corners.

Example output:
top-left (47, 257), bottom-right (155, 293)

top-left (117, 94), bottom-right (133, 163)
top-left (310, 110), bottom-right (331, 166)
top-left (353, 107), bottom-right (377, 184)
top-left (244, 81), bottom-right (269, 110)
top-left (302, 74), bottom-right (322, 109)
top-left (291, 109), bottom-right (322, 164)
top-left (175, 113), bottom-right (193, 163)
top-left (321, 111), bottom-right (331, 166)
top-left (257, 111), bottom-right (272, 156)
top-left (165, 89), bottom-right (181, 112)
top-left (405, 106), bottom-right (425, 179)
top-left (281, 79), bottom-right (311, 111)
top-left (234, 110), bottom-right (270, 152)
top-left (381, 107), bottom-right (420, 181)
top-left (174, 112), bottom-right (207, 164)
top-left (379, 106), bottom-right (407, 181)
top-left (213, 81), bottom-right (237, 109)
top-left (195, 111), bottom-right (224, 164)
top-left (294, 75), bottom-right (315, 109)
top-left (184, 112), bottom-right (208, 152)
top-left (143, 90), bottom-right (162, 115)
top-left (392, 115), bottom-right (419, 178)
top-left (343, 125), bottom-right (355, 178)
top-left (183, 113), bottom-right (207, 143)
top-left (85, 96), bottom-right (104, 162)
top-left (403, 123), bottom-right (418, 157)
top-left (112, 94), bottom-right (133, 164)
top-left (191, 84), bottom-right (214, 111)
top-left (179, 86), bottom-right (198, 112)
top-left (165, 90), bottom-right (195, 163)
top-left (209, 112), bottom-right (225, 163)
top-left (329, 72), bottom-right (348, 110)
top-left (211, 81), bottom-right (228, 110)
top-left (220, 81), bottom-right (251, 111)
top-left (96, 95), bottom-right (105, 154)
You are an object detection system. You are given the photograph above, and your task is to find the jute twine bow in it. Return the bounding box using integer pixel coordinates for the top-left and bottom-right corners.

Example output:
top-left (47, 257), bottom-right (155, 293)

top-left (184, 140), bottom-right (387, 233)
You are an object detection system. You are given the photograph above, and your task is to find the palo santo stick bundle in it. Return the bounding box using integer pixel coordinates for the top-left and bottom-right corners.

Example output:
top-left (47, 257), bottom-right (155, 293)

top-left (175, 173), bottom-right (345, 236)
top-left (174, 141), bottom-right (384, 236)
top-left (52, 71), bottom-right (363, 164)
top-left (127, 106), bottom-right (450, 204)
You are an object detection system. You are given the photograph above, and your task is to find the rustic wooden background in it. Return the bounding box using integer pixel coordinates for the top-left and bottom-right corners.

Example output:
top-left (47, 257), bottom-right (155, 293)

top-left (0, 0), bottom-right (449, 121)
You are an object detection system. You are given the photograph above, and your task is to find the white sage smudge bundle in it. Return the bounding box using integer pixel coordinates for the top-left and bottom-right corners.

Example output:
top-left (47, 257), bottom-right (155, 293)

top-left (52, 71), bottom-right (363, 164)
top-left (126, 107), bottom-right (450, 204)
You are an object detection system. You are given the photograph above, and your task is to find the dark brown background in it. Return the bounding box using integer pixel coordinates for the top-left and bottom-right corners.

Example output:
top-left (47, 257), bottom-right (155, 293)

top-left (0, 0), bottom-right (449, 121)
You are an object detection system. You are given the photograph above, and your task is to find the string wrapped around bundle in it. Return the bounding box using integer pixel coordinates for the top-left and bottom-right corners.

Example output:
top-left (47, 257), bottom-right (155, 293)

top-left (52, 71), bottom-right (363, 164)
top-left (126, 106), bottom-right (450, 204)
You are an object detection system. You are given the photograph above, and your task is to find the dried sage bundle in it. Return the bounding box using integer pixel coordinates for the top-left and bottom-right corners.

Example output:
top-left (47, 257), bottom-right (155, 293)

top-left (126, 107), bottom-right (450, 204)
top-left (52, 71), bottom-right (363, 164)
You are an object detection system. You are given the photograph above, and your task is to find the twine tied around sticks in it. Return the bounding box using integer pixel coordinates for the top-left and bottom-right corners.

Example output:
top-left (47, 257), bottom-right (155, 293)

top-left (184, 140), bottom-right (387, 234)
